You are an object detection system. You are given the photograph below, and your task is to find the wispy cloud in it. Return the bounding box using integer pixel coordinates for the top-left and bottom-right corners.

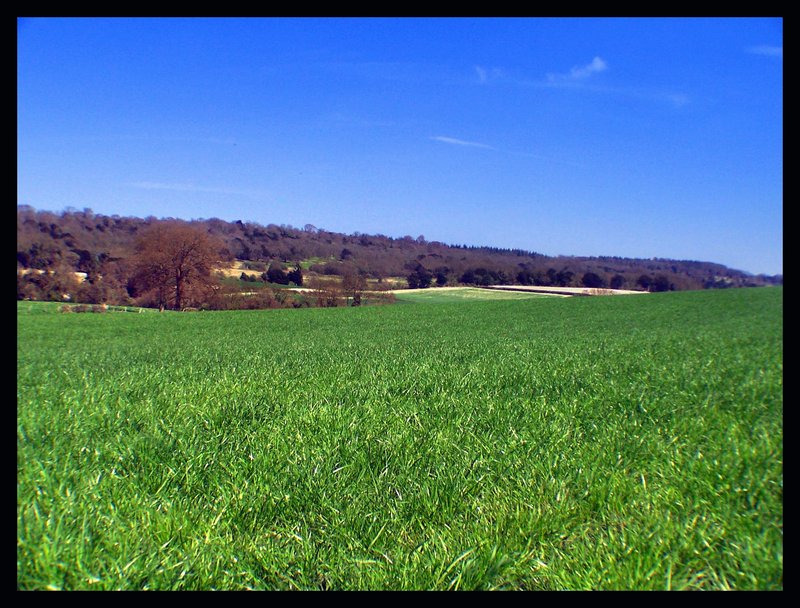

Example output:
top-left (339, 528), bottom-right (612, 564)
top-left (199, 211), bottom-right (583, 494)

top-left (746, 45), bottom-right (782, 59)
top-left (75, 134), bottom-right (239, 147)
top-left (128, 181), bottom-right (266, 198)
top-left (479, 56), bottom-right (687, 107)
top-left (324, 112), bottom-right (397, 129)
top-left (547, 56), bottom-right (608, 83)
top-left (430, 136), bottom-right (584, 167)
top-left (664, 92), bottom-right (690, 108)
top-left (474, 65), bottom-right (505, 85)
top-left (430, 136), bottom-right (496, 150)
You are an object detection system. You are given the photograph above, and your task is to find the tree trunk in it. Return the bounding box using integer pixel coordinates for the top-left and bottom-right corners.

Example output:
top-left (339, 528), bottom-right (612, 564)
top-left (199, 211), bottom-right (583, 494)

top-left (174, 270), bottom-right (183, 311)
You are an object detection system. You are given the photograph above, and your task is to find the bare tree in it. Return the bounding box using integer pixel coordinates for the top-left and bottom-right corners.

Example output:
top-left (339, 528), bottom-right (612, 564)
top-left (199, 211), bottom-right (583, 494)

top-left (307, 276), bottom-right (343, 307)
top-left (341, 269), bottom-right (367, 306)
top-left (131, 221), bottom-right (224, 310)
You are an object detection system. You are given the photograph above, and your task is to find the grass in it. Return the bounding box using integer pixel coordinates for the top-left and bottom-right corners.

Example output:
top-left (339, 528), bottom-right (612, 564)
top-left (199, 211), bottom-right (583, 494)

top-left (17, 287), bottom-right (783, 590)
top-left (298, 256), bottom-right (333, 270)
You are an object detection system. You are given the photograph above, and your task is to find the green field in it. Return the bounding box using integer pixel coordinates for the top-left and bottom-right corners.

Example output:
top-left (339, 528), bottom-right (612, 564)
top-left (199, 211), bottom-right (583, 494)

top-left (17, 288), bottom-right (783, 590)
top-left (393, 286), bottom-right (559, 303)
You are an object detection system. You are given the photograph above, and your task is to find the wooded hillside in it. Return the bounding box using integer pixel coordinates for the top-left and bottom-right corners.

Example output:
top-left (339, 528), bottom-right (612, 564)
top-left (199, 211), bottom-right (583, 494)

top-left (17, 205), bottom-right (782, 308)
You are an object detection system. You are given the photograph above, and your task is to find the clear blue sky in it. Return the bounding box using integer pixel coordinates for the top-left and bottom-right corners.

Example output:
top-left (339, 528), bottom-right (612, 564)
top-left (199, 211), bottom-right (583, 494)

top-left (17, 17), bottom-right (783, 275)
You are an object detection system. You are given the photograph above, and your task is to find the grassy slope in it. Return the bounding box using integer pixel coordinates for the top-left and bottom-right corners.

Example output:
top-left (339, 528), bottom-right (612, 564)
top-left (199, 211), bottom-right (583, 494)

top-left (17, 288), bottom-right (783, 590)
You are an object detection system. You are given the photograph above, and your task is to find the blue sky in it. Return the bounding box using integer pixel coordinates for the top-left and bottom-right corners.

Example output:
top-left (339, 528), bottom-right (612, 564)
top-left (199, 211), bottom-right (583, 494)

top-left (17, 17), bottom-right (783, 275)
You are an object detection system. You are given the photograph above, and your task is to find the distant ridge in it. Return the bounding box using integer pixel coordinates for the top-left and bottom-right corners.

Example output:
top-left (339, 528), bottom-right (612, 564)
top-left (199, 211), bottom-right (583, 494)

top-left (17, 205), bottom-right (782, 293)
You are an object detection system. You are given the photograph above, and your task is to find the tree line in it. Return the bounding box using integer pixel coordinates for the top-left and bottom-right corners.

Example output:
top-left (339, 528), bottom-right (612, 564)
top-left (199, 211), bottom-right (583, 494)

top-left (18, 219), bottom-right (399, 311)
top-left (17, 206), bottom-right (782, 310)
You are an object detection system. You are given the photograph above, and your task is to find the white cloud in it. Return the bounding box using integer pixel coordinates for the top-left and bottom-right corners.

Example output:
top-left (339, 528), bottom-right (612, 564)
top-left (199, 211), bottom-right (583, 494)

top-left (569, 56), bottom-right (608, 79)
top-left (430, 136), bottom-right (495, 150)
top-left (746, 45), bottom-right (782, 59)
top-left (471, 58), bottom-right (685, 109)
top-left (547, 56), bottom-right (608, 83)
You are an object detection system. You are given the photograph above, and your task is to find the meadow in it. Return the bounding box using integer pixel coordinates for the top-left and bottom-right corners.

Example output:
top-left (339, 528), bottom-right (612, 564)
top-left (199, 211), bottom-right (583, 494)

top-left (17, 287), bottom-right (783, 590)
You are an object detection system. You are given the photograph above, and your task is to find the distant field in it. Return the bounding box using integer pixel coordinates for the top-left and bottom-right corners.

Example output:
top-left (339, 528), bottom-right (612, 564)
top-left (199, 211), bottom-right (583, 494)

top-left (486, 285), bottom-right (647, 296)
top-left (393, 286), bottom-right (561, 303)
top-left (17, 288), bottom-right (783, 590)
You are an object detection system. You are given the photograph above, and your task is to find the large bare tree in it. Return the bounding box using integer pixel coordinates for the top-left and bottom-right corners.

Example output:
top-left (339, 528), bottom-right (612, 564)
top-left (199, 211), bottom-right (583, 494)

top-left (131, 221), bottom-right (224, 310)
